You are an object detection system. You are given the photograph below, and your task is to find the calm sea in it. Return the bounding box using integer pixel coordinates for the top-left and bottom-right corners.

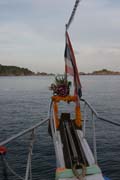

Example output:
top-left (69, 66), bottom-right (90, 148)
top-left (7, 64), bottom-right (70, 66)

top-left (0, 76), bottom-right (120, 180)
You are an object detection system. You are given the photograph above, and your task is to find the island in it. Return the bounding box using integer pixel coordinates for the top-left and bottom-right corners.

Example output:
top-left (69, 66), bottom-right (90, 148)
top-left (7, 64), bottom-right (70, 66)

top-left (0, 64), bottom-right (34, 76)
top-left (0, 64), bottom-right (55, 76)
top-left (79, 69), bottom-right (120, 75)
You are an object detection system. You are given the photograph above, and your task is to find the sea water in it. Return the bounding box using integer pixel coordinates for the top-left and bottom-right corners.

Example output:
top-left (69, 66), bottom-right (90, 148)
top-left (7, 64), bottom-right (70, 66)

top-left (0, 76), bottom-right (120, 180)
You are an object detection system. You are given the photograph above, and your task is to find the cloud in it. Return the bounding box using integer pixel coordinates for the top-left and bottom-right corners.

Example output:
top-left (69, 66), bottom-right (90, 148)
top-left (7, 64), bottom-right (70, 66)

top-left (69, 0), bottom-right (120, 45)
top-left (75, 45), bottom-right (120, 72)
top-left (0, 0), bottom-right (120, 73)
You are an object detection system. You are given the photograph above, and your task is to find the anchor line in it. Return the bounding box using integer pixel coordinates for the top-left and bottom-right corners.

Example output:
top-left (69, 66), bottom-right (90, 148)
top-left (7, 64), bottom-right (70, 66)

top-left (2, 155), bottom-right (24, 180)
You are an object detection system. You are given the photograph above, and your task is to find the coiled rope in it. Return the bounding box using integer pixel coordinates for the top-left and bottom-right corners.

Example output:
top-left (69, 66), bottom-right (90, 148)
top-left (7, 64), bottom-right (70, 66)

top-left (72, 163), bottom-right (86, 180)
top-left (66, 0), bottom-right (82, 30)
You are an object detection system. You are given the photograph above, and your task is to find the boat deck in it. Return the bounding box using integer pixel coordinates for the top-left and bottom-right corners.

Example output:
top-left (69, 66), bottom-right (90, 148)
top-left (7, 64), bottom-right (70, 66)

top-left (52, 113), bottom-right (105, 180)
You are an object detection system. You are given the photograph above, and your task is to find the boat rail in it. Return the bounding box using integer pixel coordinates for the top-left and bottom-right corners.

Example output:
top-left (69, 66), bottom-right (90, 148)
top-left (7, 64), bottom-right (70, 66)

top-left (0, 117), bottom-right (49, 180)
top-left (0, 118), bottom-right (49, 147)
top-left (0, 99), bottom-right (120, 180)
top-left (81, 98), bottom-right (120, 127)
top-left (81, 98), bottom-right (120, 163)
top-left (0, 102), bottom-right (52, 180)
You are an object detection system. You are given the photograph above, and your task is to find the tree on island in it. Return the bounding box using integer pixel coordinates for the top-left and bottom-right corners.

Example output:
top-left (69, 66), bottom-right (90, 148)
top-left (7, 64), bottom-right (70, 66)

top-left (0, 64), bottom-right (34, 76)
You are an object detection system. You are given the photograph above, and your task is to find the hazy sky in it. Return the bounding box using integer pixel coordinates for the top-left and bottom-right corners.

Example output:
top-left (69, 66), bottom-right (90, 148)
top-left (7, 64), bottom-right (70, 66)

top-left (0, 0), bottom-right (120, 73)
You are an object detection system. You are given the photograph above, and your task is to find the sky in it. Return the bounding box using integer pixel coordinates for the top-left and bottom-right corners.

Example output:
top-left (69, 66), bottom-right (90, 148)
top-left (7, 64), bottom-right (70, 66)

top-left (0, 0), bottom-right (120, 73)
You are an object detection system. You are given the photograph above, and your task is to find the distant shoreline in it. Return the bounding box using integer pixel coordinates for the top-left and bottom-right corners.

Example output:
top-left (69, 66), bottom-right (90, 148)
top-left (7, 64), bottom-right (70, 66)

top-left (0, 74), bottom-right (120, 77)
top-left (79, 69), bottom-right (120, 75)
top-left (0, 65), bottom-right (120, 76)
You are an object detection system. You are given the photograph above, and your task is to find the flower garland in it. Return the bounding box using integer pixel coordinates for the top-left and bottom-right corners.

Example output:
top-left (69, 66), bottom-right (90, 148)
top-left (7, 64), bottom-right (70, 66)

top-left (50, 75), bottom-right (71, 97)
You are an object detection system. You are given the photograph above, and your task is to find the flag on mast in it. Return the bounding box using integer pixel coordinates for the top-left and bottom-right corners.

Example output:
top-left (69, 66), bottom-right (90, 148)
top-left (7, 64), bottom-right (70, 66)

top-left (64, 31), bottom-right (82, 98)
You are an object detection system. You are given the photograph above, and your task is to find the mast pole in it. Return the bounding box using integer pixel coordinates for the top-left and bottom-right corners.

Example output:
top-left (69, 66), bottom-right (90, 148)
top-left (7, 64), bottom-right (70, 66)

top-left (64, 24), bottom-right (68, 83)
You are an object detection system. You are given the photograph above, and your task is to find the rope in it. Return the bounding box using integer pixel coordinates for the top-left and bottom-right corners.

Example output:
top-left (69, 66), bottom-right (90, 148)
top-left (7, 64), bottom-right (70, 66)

top-left (2, 155), bottom-right (24, 180)
top-left (72, 163), bottom-right (86, 180)
top-left (0, 155), bottom-right (8, 180)
top-left (66, 0), bottom-right (82, 30)
top-left (25, 130), bottom-right (35, 180)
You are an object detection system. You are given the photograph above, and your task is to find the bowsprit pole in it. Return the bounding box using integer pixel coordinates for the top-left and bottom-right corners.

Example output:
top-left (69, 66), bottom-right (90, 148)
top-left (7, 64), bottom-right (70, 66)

top-left (66, 0), bottom-right (82, 31)
top-left (64, 25), bottom-right (68, 83)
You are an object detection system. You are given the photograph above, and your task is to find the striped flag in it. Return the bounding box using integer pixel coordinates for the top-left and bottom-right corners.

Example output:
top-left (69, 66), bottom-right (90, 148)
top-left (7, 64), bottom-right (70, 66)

top-left (64, 31), bottom-right (82, 98)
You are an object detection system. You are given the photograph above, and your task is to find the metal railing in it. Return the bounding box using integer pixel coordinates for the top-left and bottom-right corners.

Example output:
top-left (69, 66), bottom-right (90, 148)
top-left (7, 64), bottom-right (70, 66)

top-left (0, 117), bottom-right (49, 180)
top-left (81, 98), bottom-right (120, 127)
top-left (0, 118), bottom-right (49, 147)
top-left (81, 98), bottom-right (120, 163)
top-left (0, 98), bottom-right (120, 180)
top-left (0, 101), bottom-right (53, 180)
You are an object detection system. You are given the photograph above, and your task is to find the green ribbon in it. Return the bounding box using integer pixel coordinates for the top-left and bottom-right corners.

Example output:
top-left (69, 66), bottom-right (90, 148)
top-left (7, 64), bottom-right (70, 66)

top-left (56, 165), bottom-right (101, 179)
